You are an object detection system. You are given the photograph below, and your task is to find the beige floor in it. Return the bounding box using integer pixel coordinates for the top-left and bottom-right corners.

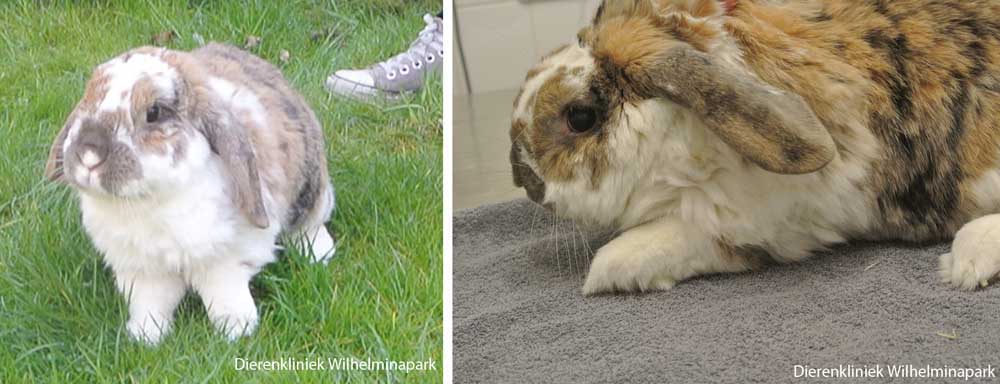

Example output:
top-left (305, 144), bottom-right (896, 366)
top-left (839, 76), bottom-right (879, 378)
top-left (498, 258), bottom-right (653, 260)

top-left (453, 89), bottom-right (526, 211)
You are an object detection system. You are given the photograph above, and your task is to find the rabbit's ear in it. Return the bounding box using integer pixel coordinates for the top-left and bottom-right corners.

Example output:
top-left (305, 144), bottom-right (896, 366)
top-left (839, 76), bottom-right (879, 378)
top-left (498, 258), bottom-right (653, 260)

top-left (592, 0), bottom-right (658, 27)
top-left (656, 0), bottom-right (738, 18)
top-left (45, 111), bottom-right (77, 182)
top-left (594, 0), bottom-right (736, 22)
top-left (641, 44), bottom-right (835, 174)
top-left (197, 104), bottom-right (269, 228)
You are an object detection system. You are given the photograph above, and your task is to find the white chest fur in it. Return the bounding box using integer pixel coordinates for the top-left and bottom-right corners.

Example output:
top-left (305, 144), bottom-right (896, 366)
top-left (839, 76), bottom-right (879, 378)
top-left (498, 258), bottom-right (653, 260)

top-left (79, 160), bottom-right (279, 277)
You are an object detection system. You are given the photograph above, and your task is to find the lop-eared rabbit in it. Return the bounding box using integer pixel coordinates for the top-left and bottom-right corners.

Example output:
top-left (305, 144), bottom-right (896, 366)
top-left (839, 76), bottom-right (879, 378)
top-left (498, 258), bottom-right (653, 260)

top-left (46, 43), bottom-right (336, 344)
top-left (509, 0), bottom-right (1000, 294)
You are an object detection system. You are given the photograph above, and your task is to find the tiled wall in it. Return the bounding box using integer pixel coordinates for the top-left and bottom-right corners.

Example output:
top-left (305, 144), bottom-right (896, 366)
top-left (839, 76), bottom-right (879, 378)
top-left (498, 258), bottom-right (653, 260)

top-left (454, 0), bottom-right (601, 94)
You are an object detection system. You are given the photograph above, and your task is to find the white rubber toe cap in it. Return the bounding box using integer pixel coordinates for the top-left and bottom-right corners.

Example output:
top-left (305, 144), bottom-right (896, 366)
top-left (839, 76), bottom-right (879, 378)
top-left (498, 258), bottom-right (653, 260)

top-left (334, 69), bottom-right (375, 87)
top-left (325, 70), bottom-right (378, 98)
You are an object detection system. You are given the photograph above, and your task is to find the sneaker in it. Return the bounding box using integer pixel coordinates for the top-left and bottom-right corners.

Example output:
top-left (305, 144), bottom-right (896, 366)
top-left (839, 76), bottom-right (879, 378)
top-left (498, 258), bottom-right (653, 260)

top-left (326, 14), bottom-right (443, 99)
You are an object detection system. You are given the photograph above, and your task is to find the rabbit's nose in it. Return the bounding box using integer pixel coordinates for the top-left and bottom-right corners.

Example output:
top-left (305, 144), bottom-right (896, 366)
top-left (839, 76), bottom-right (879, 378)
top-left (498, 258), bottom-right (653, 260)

top-left (78, 146), bottom-right (105, 170)
top-left (75, 118), bottom-right (111, 170)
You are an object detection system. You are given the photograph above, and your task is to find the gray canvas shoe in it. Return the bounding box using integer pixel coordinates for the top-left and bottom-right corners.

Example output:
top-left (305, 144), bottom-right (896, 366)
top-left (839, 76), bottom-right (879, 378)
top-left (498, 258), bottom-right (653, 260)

top-left (326, 14), bottom-right (443, 99)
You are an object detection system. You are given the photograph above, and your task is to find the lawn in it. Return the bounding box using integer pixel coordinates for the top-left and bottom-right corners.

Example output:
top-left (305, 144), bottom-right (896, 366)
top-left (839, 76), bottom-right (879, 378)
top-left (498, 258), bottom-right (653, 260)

top-left (0, 0), bottom-right (443, 382)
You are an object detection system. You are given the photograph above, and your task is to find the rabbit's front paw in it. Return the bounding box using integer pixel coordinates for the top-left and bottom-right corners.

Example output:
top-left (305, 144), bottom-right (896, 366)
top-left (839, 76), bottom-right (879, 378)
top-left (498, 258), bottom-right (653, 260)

top-left (201, 286), bottom-right (259, 340)
top-left (127, 316), bottom-right (171, 345)
top-left (115, 271), bottom-right (185, 346)
top-left (211, 307), bottom-right (259, 340)
top-left (579, 219), bottom-right (754, 295)
top-left (583, 246), bottom-right (677, 295)
top-left (940, 214), bottom-right (1000, 290)
top-left (193, 264), bottom-right (260, 340)
top-left (305, 225), bottom-right (337, 264)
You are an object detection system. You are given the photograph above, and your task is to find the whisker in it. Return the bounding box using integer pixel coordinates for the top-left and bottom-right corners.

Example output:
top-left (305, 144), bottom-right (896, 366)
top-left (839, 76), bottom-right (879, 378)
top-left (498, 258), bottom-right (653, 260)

top-left (556, 216), bottom-right (569, 276)
top-left (578, 221), bottom-right (596, 262)
top-left (569, 217), bottom-right (578, 275)
top-left (511, 125), bottom-right (529, 144)
top-left (559, 219), bottom-right (569, 276)
top-left (571, 221), bottom-right (583, 276)
top-left (549, 211), bottom-right (560, 275)
top-left (526, 198), bottom-right (542, 269)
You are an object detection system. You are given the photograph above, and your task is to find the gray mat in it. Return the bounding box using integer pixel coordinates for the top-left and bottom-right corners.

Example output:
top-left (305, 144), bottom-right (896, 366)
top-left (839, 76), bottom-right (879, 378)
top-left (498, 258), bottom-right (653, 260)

top-left (454, 199), bottom-right (1000, 383)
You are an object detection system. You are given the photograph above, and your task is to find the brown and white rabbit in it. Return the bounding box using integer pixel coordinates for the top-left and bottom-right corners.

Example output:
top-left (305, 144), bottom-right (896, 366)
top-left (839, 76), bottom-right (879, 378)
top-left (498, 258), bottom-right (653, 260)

top-left (509, 0), bottom-right (1000, 294)
top-left (45, 43), bottom-right (336, 344)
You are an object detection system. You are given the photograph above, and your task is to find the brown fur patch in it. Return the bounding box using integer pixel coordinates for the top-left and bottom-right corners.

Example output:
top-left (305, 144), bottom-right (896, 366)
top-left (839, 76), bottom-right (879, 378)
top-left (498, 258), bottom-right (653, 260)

top-left (715, 239), bottom-right (769, 269)
top-left (185, 43), bottom-right (331, 232)
top-left (659, 12), bottom-right (720, 52)
top-left (656, 0), bottom-right (722, 19)
top-left (593, 0), bottom-right (655, 26)
top-left (524, 67), bottom-right (545, 83)
top-left (78, 69), bottom-right (110, 111)
top-left (723, 0), bottom-right (1000, 240)
top-left (525, 45), bottom-right (571, 82)
top-left (509, 118), bottom-right (527, 143)
top-left (530, 68), bottom-right (575, 181)
top-left (593, 17), bottom-right (673, 76)
top-left (527, 68), bottom-right (611, 185)
top-left (590, 5), bottom-right (726, 95)
top-left (510, 141), bottom-right (545, 204)
top-left (128, 77), bottom-right (182, 157)
top-left (129, 78), bottom-right (156, 116)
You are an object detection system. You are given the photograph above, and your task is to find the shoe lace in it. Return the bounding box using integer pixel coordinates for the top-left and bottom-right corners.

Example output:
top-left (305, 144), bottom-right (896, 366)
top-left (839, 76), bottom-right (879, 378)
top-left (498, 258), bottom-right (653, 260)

top-left (377, 14), bottom-right (443, 77)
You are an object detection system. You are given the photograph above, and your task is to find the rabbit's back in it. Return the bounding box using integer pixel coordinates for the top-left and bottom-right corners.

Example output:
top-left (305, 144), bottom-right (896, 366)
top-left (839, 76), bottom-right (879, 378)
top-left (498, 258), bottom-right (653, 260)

top-left (728, 0), bottom-right (1000, 241)
top-left (192, 43), bottom-right (332, 233)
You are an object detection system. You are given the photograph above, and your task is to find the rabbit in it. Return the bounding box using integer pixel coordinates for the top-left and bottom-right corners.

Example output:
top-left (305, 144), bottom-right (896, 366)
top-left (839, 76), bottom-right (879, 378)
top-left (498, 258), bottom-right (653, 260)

top-left (44, 43), bottom-right (337, 344)
top-left (509, 0), bottom-right (1000, 295)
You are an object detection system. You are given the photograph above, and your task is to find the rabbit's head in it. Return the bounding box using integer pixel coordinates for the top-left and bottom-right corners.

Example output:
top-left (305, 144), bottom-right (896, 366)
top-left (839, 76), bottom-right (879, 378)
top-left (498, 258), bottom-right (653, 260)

top-left (510, 0), bottom-right (835, 227)
top-left (46, 46), bottom-right (269, 228)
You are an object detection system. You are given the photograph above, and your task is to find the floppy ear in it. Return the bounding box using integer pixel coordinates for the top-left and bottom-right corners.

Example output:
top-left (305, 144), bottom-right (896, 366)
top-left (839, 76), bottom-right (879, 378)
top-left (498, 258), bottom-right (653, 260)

top-left (198, 106), bottom-right (270, 229)
top-left (44, 111), bottom-right (77, 182)
top-left (638, 44), bottom-right (835, 174)
top-left (594, 0), bottom-right (655, 24)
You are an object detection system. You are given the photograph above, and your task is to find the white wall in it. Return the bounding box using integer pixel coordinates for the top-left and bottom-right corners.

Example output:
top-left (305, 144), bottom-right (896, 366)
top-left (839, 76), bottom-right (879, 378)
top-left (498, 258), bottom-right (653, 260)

top-left (454, 0), bottom-right (601, 94)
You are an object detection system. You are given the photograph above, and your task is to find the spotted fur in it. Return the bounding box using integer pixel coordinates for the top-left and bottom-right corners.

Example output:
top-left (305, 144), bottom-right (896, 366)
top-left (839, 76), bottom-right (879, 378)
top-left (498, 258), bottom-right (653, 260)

top-left (45, 43), bottom-right (337, 343)
top-left (510, 0), bottom-right (1000, 294)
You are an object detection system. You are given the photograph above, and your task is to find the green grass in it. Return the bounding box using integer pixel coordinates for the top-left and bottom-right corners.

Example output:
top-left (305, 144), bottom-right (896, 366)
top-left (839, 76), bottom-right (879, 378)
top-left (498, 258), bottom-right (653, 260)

top-left (0, 0), bottom-right (442, 382)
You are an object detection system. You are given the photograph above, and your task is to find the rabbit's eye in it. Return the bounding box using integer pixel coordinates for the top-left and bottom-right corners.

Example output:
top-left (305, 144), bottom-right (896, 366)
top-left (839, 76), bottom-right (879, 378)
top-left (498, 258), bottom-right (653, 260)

top-left (146, 105), bottom-right (160, 123)
top-left (566, 106), bottom-right (597, 133)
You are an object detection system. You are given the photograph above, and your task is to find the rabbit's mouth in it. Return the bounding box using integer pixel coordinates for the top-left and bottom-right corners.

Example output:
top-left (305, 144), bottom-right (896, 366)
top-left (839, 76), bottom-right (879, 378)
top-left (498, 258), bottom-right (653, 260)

top-left (69, 166), bottom-right (145, 200)
top-left (510, 141), bottom-right (547, 207)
